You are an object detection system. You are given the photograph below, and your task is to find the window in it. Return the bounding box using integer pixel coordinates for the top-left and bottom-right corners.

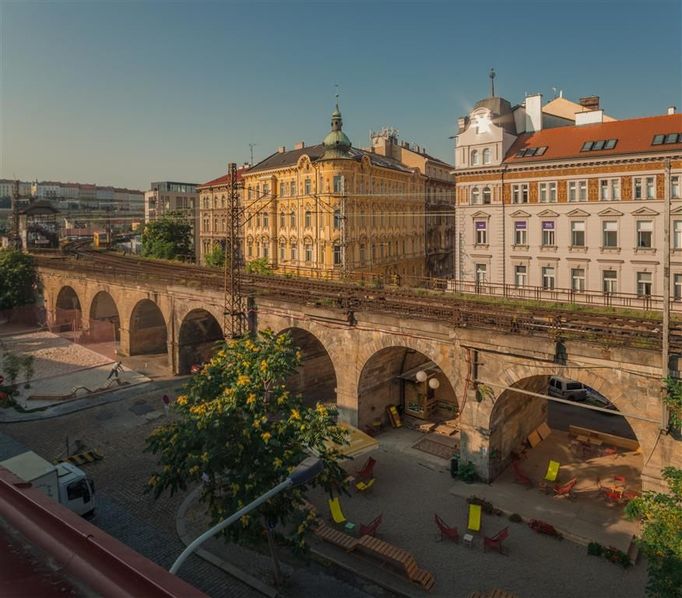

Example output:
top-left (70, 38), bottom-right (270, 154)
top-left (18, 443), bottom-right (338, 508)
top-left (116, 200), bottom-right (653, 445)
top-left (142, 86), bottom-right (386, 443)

top-left (475, 220), bottom-right (487, 245)
top-left (263, 183), bottom-right (270, 196)
top-left (333, 244), bottom-right (342, 265)
top-left (514, 265), bottom-right (527, 287)
top-left (290, 181), bottom-right (296, 196)
top-left (665, 133), bottom-right (680, 144)
top-left (637, 220), bottom-right (653, 248)
top-left (600, 179), bottom-right (620, 201)
top-left (475, 263), bottom-right (487, 283)
top-left (637, 272), bottom-right (652, 296)
top-left (482, 186), bottom-right (492, 204)
top-left (542, 267), bottom-right (555, 290)
top-left (514, 221), bottom-right (527, 245)
top-left (517, 146), bottom-right (547, 157)
top-left (602, 221), bottom-right (618, 247)
top-left (262, 244), bottom-right (269, 259)
top-left (290, 245), bottom-right (297, 261)
top-left (674, 221), bottom-right (682, 249)
top-left (471, 187), bottom-right (480, 204)
top-left (603, 270), bottom-right (617, 294)
top-left (279, 243), bottom-right (285, 260)
top-left (279, 182), bottom-right (286, 197)
top-left (305, 243), bottom-right (312, 262)
top-left (646, 176), bottom-right (655, 199)
top-left (290, 210), bottom-right (295, 227)
top-left (581, 139), bottom-right (618, 151)
top-left (675, 274), bottom-right (682, 301)
top-left (304, 178), bottom-right (311, 195)
top-left (359, 243), bottom-right (365, 264)
top-left (333, 209), bottom-right (342, 229)
top-left (571, 268), bottom-right (585, 291)
top-left (512, 183), bottom-right (529, 204)
top-left (482, 148), bottom-right (491, 164)
top-left (333, 175), bottom-right (345, 193)
top-left (539, 182), bottom-right (557, 203)
top-left (304, 210), bottom-right (311, 228)
top-left (673, 175), bottom-right (680, 199)
top-left (280, 211), bottom-right (285, 227)
top-left (262, 212), bottom-right (269, 227)
top-left (471, 150), bottom-right (479, 166)
top-left (634, 176), bottom-right (656, 200)
top-left (634, 177), bottom-right (642, 200)
top-left (571, 221), bottom-right (585, 246)
top-left (652, 134), bottom-right (666, 145)
top-left (247, 242), bottom-right (253, 257)
top-left (541, 221), bottom-right (555, 246)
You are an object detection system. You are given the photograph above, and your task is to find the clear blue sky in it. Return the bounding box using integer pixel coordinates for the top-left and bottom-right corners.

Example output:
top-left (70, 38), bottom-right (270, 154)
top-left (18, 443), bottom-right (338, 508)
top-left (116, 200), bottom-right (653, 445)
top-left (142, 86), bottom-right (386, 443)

top-left (1, 0), bottom-right (680, 190)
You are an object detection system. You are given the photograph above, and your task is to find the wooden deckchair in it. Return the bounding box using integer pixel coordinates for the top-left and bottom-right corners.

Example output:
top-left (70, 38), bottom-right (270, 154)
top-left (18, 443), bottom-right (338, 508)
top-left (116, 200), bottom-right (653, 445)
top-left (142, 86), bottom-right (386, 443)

top-left (328, 496), bottom-right (347, 526)
top-left (544, 460), bottom-right (560, 483)
top-left (468, 503), bottom-right (482, 532)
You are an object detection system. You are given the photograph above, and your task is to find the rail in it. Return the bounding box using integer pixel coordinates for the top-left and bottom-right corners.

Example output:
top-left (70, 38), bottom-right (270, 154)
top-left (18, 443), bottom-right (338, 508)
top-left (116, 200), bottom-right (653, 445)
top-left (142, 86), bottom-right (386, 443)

top-left (33, 251), bottom-right (680, 351)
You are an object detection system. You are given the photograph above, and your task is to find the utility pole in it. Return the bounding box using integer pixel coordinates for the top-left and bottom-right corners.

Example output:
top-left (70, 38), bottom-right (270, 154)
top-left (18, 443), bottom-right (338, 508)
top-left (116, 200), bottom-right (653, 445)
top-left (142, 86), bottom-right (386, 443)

top-left (341, 191), bottom-right (347, 278)
top-left (11, 180), bottom-right (21, 250)
top-left (223, 163), bottom-right (244, 339)
top-left (662, 158), bottom-right (671, 431)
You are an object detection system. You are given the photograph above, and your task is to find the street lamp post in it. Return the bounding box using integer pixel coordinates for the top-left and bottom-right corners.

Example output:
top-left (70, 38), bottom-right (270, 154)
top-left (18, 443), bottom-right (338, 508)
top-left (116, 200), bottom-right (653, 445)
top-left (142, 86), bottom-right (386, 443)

top-left (169, 456), bottom-right (323, 575)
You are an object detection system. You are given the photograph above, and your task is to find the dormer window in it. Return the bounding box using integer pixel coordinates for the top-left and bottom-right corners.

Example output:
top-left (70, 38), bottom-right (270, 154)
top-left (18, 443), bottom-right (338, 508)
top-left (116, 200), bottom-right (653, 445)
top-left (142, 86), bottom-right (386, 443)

top-left (471, 150), bottom-right (480, 166)
top-left (482, 148), bottom-right (491, 164)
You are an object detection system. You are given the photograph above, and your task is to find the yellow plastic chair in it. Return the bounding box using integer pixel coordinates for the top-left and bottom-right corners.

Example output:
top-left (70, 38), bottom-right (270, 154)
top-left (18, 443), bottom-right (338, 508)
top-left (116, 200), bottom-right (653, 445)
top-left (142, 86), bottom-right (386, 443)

top-left (544, 460), bottom-right (560, 483)
top-left (355, 478), bottom-right (375, 493)
top-left (328, 497), bottom-right (347, 526)
top-left (467, 503), bottom-right (482, 532)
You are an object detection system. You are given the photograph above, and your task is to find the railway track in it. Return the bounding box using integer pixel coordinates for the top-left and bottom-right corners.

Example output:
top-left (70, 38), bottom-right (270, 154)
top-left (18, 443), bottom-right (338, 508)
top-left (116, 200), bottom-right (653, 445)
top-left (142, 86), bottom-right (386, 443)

top-left (35, 250), bottom-right (681, 351)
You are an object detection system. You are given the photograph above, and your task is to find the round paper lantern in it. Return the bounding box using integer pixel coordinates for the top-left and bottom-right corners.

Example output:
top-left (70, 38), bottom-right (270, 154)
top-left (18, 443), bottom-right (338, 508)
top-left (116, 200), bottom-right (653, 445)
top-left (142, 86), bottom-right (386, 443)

top-left (428, 377), bottom-right (440, 390)
top-left (415, 370), bottom-right (428, 383)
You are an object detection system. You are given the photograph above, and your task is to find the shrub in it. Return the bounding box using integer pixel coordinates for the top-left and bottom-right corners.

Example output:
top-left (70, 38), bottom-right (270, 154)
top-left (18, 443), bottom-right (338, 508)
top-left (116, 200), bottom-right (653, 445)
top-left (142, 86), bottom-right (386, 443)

top-left (587, 541), bottom-right (604, 556)
top-left (467, 495), bottom-right (496, 514)
top-left (509, 513), bottom-right (523, 523)
top-left (458, 461), bottom-right (478, 483)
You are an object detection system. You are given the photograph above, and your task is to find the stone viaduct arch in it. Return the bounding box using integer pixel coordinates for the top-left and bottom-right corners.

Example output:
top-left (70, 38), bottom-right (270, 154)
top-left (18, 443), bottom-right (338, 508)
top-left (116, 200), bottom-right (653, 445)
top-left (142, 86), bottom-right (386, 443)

top-left (54, 285), bottom-right (82, 333)
top-left (177, 309), bottom-right (224, 375)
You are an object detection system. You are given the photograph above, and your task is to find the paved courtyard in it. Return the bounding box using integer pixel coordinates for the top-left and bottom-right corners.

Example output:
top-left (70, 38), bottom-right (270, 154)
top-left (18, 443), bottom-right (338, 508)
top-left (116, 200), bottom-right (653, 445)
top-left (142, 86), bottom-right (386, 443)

top-left (307, 428), bottom-right (647, 598)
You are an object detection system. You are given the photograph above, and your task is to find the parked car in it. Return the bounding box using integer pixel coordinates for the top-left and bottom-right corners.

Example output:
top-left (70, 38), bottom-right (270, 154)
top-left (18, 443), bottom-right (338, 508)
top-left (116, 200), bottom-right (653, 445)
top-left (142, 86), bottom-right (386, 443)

top-left (584, 386), bottom-right (618, 412)
top-left (547, 376), bottom-right (587, 402)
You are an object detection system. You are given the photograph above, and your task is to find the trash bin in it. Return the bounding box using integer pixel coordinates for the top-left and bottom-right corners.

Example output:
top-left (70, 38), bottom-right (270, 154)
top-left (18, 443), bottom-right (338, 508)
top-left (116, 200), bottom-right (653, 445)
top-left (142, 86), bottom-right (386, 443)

top-left (450, 456), bottom-right (459, 479)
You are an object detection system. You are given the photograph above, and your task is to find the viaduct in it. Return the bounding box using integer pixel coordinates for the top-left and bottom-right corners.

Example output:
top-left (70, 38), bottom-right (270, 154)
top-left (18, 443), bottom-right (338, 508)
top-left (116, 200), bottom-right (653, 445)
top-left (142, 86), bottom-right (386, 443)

top-left (36, 256), bottom-right (682, 492)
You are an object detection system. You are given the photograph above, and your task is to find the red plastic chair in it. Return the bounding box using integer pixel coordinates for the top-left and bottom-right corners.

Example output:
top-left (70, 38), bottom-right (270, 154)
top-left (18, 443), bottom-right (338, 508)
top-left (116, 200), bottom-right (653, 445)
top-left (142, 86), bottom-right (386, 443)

top-left (484, 527), bottom-right (509, 554)
top-left (511, 460), bottom-right (532, 487)
top-left (553, 477), bottom-right (577, 499)
top-left (434, 514), bottom-right (459, 543)
top-left (360, 514), bottom-right (383, 537)
top-left (356, 456), bottom-right (376, 481)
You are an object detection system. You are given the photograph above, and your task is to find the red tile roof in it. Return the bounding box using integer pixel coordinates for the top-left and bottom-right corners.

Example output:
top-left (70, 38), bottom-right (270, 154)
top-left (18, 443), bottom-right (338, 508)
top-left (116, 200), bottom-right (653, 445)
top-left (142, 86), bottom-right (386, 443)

top-left (198, 167), bottom-right (248, 189)
top-left (505, 113), bottom-right (682, 164)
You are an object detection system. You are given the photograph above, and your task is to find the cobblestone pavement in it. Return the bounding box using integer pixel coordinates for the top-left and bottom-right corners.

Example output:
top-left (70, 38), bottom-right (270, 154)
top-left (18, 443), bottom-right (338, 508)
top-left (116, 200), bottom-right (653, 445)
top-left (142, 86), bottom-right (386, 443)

top-left (0, 383), bottom-right (374, 598)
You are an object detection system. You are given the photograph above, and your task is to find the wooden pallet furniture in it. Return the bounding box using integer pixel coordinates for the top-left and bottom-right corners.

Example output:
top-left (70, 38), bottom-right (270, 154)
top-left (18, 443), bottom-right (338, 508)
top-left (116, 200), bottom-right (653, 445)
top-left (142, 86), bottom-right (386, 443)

top-left (544, 460), bottom-right (560, 483)
top-left (360, 514), bottom-right (383, 537)
top-left (483, 527), bottom-right (509, 555)
top-left (355, 477), bottom-right (375, 493)
top-left (434, 513), bottom-right (459, 543)
top-left (356, 534), bottom-right (435, 591)
top-left (311, 520), bottom-right (359, 551)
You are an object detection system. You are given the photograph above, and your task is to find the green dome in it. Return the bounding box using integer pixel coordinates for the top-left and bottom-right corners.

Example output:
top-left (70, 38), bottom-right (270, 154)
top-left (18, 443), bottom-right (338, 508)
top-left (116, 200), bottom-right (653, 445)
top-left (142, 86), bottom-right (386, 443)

top-left (322, 102), bottom-right (352, 159)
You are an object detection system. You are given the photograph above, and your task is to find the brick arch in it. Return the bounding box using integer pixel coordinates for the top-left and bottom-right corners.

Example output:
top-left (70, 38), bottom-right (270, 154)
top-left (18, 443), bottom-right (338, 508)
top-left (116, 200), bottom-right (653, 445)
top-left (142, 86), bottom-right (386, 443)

top-left (54, 285), bottom-right (83, 332)
top-left (128, 298), bottom-right (168, 356)
top-left (354, 337), bottom-right (460, 428)
top-left (177, 308), bottom-right (224, 375)
top-left (89, 290), bottom-right (121, 342)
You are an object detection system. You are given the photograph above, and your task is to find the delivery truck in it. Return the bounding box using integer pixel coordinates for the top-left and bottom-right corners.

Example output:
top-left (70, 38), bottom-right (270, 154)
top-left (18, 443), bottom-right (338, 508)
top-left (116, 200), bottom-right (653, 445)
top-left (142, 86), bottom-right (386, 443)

top-left (0, 451), bottom-right (95, 516)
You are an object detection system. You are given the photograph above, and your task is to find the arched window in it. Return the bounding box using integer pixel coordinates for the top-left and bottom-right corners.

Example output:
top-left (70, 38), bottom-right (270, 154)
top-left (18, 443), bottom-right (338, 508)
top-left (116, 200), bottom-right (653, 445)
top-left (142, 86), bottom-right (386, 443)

top-left (482, 187), bottom-right (492, 204)
top-left (305, 210), bottom-right (311, 228)
top-left (280, 211), bottom-right (285, 227)
top-left (482, 148), bottom-right (491, 164)
top-left (290, 210), bottom-right (295, 227)
top-left (471, 150), bottom-right (479, 166)
top-left (471, 187), bottom-right (480, 204)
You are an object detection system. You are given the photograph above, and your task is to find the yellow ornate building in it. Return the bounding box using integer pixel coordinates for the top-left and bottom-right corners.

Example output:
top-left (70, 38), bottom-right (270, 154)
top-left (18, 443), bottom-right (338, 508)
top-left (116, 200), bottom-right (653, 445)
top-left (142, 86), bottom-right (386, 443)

top-left (240, 104), bottom-right (428, 281)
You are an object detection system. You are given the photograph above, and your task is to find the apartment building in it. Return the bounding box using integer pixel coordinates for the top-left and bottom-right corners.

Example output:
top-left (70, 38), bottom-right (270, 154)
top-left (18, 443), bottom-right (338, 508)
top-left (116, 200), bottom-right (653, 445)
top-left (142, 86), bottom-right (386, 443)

top-left (238, 103), bottom-right (427, 281)
top-left (454, 90), bottom-right (682, 300)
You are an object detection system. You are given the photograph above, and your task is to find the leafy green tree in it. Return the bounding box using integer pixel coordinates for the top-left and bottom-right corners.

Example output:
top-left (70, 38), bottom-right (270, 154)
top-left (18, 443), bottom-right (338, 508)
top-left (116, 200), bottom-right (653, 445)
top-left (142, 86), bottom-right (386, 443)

top-left (22, 355), bottom-right (35, 389)
top-left (0, 250), bottom-right (39, 310)
top-left (1, 352), bottom-right (22, 391)
top-left (204, 244), bottom-right (226, 268)
top-left (141, 212), bottom-right (193, 261)
top-left (146, 330), bottom-right (347, 554)
top-left (663, 378), bottom-right (682, 433)
top-left (245, 257), bottom-right (273, 275)
top-left (626, 467), bottom-right (682, 597)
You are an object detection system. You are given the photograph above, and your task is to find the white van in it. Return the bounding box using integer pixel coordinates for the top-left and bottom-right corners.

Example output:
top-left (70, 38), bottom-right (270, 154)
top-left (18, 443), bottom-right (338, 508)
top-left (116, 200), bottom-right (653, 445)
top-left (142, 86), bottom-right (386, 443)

top-left (548, 376), bottom-right (587, 402)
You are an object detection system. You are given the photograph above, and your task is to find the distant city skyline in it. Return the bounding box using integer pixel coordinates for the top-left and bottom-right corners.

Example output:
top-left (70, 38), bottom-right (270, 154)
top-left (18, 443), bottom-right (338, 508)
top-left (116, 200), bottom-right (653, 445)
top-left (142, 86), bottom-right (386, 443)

top-left (1, 0), bottom-right (680, 190)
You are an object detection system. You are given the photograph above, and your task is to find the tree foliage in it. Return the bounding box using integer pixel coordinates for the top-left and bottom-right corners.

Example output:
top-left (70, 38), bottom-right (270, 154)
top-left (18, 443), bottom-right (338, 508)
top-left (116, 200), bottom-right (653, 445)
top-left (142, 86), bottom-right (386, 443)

top-left (626, 467), bottom-right (682, 597)
top-left (0, 250), bottom-right (39, 311)
top-left (141, 212), bottom-right (193, 261)
top-left (146, 330), bottom-right (348, 549)
top-left (663, 377), bottom-right (682, 432)
top-left (204, 244), bottom-right (226, 268)
top-left (245, 258), bottom-right (273, 275)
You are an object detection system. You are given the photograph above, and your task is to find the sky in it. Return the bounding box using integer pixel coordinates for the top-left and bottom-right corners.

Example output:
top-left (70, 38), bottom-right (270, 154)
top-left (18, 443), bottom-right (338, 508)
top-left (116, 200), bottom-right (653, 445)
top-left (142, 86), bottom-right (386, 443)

top-left (1, 0), bottom-right (680, 191)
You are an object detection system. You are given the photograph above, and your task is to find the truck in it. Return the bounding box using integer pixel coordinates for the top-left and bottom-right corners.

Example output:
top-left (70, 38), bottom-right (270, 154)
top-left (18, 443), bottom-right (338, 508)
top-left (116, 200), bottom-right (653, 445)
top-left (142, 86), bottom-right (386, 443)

top-left (0, 451), bottom-right (95, 516)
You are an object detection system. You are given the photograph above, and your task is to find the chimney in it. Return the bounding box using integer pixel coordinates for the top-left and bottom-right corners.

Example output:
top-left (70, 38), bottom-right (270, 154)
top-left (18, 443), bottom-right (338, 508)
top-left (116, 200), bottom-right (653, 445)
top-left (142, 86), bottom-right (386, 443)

top-left (294, 141), bottom-right (305, 150)
top-left (579, 96), bottom-right (600, 111)
top-left (668, 106), bottom-right (677, 115)
top-left (277, 146), bottom-right (286, 153)
top-left (524, 93), bottom-right (543, 132)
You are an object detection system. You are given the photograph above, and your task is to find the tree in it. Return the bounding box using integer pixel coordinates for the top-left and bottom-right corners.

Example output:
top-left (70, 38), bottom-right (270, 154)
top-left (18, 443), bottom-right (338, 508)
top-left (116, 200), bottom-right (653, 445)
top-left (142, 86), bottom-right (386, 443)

top-left (0, 250), bottom-right (39, 310)
top-left (22, 355), bottom-right (35, 389)
top-left (146, 330), bottom-right (347, 557)
top-left (1, 352), bottom-right (22, 391)
top-left (663, 377), bottom-right (682, 433)
top-left (245, 258), bottom-right (273, 275)
top-left (626, 467), bottom-right (682, 597)
top-left (141, 212), bottom-right (193, 261)
top-left (204, 244), bottom-right (226, 268)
